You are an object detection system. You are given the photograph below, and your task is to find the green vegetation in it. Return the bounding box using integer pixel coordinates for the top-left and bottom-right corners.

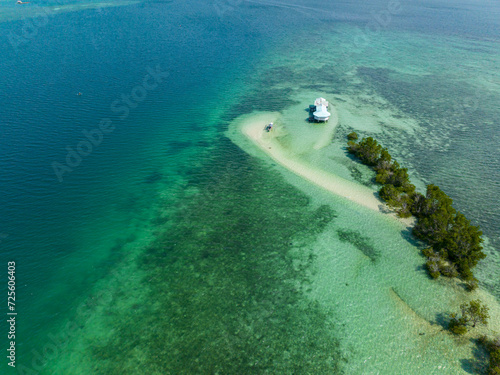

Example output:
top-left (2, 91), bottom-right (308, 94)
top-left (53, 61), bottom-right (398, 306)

top-left (448, 300), bottom-right (489, 335)
top-left (449, 315), bottom-right (468, 335)
top-left (347, 131), bottom-right (358, 141)
top-left (348, 137), bottom-right (415, 218)
top-left (347, 136), bottom-right (486, 282)
top-left (461, 300), bottom-right (490, 328)
top-left (466, 277), bottom-right (479, 291)
top-left (347, 135), bottom-right (493, 371)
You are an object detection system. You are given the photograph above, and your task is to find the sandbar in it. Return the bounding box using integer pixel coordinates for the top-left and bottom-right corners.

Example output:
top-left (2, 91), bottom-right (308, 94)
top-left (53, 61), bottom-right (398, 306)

top-left (237, 112), bottom-right (398, 217)
top-left (233, 111), bottom-right (500, 337)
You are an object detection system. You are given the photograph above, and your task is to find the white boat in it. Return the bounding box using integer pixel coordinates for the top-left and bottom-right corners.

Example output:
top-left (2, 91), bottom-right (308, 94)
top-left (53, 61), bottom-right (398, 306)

top-left (313, 97), bottom-right (330, 122)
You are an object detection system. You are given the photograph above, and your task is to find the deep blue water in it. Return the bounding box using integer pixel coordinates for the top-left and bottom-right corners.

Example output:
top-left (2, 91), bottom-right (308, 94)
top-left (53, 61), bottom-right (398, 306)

top-left (0, 0), bottom-right (271, 361)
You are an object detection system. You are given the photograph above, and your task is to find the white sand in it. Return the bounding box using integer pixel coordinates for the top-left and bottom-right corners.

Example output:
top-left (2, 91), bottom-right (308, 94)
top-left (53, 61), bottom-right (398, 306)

top-left (238, 112), bottom-right (391, 214)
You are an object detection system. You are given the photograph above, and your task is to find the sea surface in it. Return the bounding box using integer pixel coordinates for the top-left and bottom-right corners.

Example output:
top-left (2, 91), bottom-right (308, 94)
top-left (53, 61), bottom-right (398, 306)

top-left (0, 0), bottom-right (499, 374)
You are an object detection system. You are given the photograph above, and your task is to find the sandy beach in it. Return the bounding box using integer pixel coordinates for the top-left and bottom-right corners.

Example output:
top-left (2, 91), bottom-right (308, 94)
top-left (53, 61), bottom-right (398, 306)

top-left (237, 112), bottom-right (397, 216)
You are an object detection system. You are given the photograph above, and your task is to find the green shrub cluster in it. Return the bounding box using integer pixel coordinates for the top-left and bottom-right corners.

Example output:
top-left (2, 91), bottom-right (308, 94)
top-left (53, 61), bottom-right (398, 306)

top-left (448, 300), bottom-right (489, 336)
top-left (490, 349), bottom-right (500, 375)
top-left (449, 314), bottom-right (468, 335)
top-left (347, 136), bottom-right (486, 281)
top-left (348, 137), bottom-right (415, 218)
top-left (424, 253), bottom-right (459, 279)
top-left (412, 185), bottom-right (485, 281)
top-left (347, 135), bottom-right (494, 371)
top-left (347, 131), bottom-right (359, 141)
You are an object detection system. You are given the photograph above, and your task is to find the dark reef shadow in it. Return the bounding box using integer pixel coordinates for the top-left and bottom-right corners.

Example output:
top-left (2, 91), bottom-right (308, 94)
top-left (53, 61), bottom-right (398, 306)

top-left (337, 229), bottom-right (380, 263)
top-left (144, 171), bottom-right (163, 184)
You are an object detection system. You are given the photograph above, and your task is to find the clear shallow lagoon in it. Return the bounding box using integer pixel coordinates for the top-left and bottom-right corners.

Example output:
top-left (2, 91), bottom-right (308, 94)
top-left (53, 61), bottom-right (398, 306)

top-left (0, 0), bottom-right (499, 373)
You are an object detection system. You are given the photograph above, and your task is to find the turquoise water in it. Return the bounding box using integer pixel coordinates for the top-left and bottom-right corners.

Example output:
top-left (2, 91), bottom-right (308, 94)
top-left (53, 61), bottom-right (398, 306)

top-left (1, 0), bottom-right (499, 373)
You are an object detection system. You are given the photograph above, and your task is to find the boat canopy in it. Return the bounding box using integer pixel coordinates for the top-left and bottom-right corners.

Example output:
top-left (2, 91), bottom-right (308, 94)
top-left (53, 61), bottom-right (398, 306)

top-left (314, 97), bottom-right (329, 108)
top-left (313, 103), bottom-right (330, 118)
top-left (314, 109), bottom-right (330, 117)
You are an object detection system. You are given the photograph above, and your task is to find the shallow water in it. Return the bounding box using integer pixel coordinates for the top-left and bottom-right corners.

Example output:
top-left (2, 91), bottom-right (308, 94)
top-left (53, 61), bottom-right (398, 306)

top-left (1, 0), bottom-right (499, 373)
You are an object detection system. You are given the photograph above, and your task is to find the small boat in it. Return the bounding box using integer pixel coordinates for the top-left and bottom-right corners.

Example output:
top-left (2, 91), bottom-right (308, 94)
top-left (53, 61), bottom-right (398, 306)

top-left (312, 97), bottom-right (330, 122)
top-left (17, 1), bottom-right (30, 4)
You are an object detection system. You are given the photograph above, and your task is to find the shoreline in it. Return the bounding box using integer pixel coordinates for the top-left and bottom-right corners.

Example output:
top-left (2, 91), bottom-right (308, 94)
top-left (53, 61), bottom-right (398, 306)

top-left (236, 111), bottom-right (413, 226)
top-left (232, 110), bottom-right (500, 336)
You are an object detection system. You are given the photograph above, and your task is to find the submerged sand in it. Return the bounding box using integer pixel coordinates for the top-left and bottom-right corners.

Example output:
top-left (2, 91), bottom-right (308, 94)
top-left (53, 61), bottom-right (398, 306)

top-left (235, 111), bottom-right (411, 223)
top-left (313, 107), bottom-right (339, 150)
top-left (230, 110), bottom-right (500, 338)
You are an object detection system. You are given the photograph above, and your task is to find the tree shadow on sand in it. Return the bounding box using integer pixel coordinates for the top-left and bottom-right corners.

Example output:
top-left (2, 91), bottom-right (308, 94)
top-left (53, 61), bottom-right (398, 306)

top-left (461, 340), bottom-right (489, 374)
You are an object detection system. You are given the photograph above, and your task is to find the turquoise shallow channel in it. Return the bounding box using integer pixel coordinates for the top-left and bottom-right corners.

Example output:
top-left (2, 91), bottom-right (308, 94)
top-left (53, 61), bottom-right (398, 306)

top-left (0, 0), bottom-right (499, 374)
